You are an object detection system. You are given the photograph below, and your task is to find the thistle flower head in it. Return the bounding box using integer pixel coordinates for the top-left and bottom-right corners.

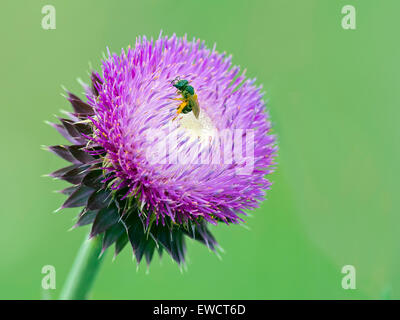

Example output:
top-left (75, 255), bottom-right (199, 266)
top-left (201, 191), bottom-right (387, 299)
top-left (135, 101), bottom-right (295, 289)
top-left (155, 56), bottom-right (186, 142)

top-left (48, 33), bottom-right (277, 266)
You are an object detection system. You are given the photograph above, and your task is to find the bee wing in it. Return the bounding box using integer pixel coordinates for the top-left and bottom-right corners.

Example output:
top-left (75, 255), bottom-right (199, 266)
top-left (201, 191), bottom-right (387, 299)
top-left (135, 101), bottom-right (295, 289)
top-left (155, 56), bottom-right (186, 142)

top-left (190, 95), bottom-right (200, 119)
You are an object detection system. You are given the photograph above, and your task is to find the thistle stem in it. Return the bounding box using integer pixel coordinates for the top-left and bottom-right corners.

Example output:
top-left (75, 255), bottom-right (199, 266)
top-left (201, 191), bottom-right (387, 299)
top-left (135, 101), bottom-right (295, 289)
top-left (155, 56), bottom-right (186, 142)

top-left (59, 232), bottom-right (105, 300)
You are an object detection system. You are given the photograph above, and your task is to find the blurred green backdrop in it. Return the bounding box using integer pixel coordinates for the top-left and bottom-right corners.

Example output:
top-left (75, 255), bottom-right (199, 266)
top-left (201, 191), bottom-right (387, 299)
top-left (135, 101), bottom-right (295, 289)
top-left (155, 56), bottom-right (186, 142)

top-left (0, 0), bottom-right (399, 299)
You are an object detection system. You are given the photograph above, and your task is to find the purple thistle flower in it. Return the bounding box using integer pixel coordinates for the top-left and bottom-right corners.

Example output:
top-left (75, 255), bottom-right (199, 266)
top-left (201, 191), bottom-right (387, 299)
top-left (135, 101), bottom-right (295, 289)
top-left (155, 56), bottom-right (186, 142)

top-left (47, 33), bottom-right (277, 266)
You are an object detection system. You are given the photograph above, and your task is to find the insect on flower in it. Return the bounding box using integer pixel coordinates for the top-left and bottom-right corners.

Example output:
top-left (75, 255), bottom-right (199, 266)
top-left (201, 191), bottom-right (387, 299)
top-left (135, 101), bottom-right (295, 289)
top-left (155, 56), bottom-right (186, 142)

top-left (171, 77), bottom-right (200, 120)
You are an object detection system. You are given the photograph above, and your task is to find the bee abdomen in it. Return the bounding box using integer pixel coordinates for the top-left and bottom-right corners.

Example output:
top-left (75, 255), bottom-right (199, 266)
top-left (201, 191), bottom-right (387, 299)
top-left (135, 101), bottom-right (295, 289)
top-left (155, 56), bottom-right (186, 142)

top-left (182, 105), bottom-right (192, 114)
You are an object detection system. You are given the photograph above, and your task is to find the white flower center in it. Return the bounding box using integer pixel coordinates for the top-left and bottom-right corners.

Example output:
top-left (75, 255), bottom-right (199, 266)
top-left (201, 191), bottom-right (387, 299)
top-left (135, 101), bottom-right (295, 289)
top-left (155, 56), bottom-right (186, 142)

top-left (178, 110), bottom-right (217, 143)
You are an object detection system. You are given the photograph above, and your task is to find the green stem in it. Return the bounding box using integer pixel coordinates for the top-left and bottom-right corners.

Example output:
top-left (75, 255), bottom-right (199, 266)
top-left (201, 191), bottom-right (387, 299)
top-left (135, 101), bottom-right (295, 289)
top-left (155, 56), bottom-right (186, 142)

top-left (59, 232), bottom-right (105, 300)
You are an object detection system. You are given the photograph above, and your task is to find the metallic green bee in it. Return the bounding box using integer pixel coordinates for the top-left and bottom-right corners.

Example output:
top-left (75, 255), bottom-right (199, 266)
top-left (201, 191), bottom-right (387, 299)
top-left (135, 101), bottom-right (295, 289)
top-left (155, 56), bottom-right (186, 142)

top-left (171, 77), bottom-right (200, 120)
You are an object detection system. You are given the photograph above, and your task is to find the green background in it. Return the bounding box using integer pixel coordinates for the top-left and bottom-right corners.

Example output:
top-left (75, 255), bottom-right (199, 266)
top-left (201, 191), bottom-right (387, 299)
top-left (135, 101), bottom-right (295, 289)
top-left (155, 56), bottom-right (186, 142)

top-left (1, 0), bottom-right (399, 299)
